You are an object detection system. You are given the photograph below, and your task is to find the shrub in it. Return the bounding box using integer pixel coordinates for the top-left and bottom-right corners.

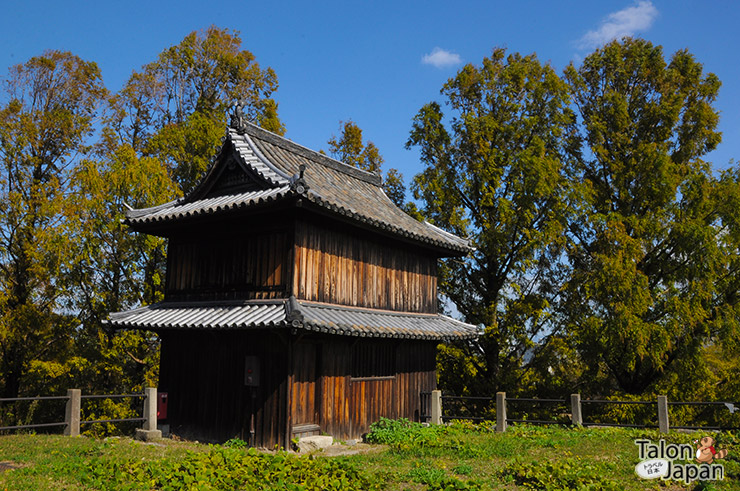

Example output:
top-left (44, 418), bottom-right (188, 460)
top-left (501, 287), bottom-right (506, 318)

top-left (503, 458), bottom-right (621, 490)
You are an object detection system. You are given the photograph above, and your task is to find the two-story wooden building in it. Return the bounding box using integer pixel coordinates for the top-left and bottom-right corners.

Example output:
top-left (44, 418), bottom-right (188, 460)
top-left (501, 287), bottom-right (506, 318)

top-left (107, 116), bottom-right (476, 448)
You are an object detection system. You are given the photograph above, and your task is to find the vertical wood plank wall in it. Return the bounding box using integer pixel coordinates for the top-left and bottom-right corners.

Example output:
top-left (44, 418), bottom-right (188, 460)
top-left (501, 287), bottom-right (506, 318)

top-left (158, 330), bottom-right (288, 448)
top-left (293, 220), bottom-right (438, 313)
top-left (159, 332), bottom-right (437, 445)
top-left (157, 211), bottom-right (445, 444)
top-left (314, 337), bottom-right (437, 440)
top-left (290, 342), bottom-right (319, 427)
top-left (165, 231), bottom-right (289, 301)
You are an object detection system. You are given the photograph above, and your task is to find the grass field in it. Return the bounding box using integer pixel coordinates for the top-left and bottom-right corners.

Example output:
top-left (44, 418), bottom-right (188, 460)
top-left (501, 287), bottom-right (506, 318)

top-left (0, 421), bottom-right (737, 490)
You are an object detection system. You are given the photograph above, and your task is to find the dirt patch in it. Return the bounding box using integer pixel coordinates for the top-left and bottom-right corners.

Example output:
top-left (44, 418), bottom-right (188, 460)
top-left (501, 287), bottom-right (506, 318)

top-left (0, 461), bottom-right (23, 472)
top-left (321, 442), bottom-right (386, 457)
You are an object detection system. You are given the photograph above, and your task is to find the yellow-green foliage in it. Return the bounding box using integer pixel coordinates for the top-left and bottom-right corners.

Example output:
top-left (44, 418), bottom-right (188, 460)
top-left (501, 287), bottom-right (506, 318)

top-left (2, 423), bottom-right (740, 490)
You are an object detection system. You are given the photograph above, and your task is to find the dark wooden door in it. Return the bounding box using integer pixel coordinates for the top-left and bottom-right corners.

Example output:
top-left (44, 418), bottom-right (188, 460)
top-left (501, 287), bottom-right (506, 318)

top-left (291, 342), bottom-right (319, 428)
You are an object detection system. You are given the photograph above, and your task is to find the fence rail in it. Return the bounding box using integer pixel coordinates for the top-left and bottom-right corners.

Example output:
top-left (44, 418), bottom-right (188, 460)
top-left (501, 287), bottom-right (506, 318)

top-left (0, 388), bottom-right (160, 440)
top-left (420, 391), bottom-right (740, 433)
top-left (0, 395), bottom-right (70, 402)
top-left (80, 393), bottom-right (144, 400)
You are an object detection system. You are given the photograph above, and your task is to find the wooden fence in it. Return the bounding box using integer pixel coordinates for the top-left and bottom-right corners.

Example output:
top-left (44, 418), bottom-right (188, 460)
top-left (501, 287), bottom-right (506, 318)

top-left (0, 388), bottom-right (161, 440)
top-left (420, 391), bottom-right (740, 433)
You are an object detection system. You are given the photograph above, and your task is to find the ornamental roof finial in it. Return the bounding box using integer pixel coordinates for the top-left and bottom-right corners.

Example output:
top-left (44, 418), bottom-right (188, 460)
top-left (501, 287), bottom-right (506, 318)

top-left (290, 164), bottom-right (309, 194)
top-left (230, 100), bottom-right (246, 134)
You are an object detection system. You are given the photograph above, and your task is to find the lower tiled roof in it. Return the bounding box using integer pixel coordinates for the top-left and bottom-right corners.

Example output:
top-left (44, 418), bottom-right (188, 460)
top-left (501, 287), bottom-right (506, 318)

top-left (106, 298), bottom-right (478, 341)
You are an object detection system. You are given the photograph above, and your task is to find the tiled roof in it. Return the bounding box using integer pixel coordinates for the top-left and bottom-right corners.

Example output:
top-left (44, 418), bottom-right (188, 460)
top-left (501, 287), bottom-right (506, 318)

top-left (125, 186), bottom-right (292, 223)
top-left (295, 301), bottom-right (477, 340)
top-left (106, 298), bottom-right (478, 341)
top-left (125, 122), bottom-right (471, 254)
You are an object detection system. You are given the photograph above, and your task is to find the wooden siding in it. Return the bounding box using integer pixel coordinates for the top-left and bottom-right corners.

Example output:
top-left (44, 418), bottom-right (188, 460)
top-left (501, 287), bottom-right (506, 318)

top-left (165, 231), bottom-right (290, 301)
top-left (158, 330), bottom-right (289, 448)
top-left (312, 337), bottom-right (437, 440)
top-left (293, 220), bottom-right (438, 313)
top-left (159, 331), bottom-right (437, 445)
top-left (290, 342), bottom-right (319, 427)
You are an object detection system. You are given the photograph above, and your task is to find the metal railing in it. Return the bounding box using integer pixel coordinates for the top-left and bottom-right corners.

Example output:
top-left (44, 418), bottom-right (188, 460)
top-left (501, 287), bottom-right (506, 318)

top-left (79, 393), bottom-right (146, 426)
top-left (0, 395), bottom-right (70, 431)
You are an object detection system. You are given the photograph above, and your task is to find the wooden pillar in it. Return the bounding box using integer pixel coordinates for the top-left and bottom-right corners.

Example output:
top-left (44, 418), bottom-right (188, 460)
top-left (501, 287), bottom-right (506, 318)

top-left (496, 392), bottom-right (507, 432)
top-left (64, 389), bottom-right (81, 437)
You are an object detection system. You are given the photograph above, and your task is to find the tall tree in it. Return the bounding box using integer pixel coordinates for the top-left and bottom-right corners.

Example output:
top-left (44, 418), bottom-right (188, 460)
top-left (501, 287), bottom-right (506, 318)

top-left (0, 51), bottom-right (107, 398)
top-left (383, 168), bottom-right (407, 209)
top-left (327, 120), bottom-right (384, 173)
top-left (107, 26), bottom-right (284, 194)
top-left (407, 49), bottom-right (578, 395)
top-left (55, 146), bottom-right (180, 404)
top-left (563, 38), bottom-right (731, 394)
top-left (327, 120), bottom-right (408, 208)
top-left (51, 28), bottom-right (284, 406)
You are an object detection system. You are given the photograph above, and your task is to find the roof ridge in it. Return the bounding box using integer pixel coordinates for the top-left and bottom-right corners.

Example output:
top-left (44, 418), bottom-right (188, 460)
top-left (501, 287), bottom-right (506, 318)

top-left (295, 300), bottom-right (476, 327)
top-left (242, 120), bottom-right (382, 186)
top-left (296, 299), bottom-right (439, 317)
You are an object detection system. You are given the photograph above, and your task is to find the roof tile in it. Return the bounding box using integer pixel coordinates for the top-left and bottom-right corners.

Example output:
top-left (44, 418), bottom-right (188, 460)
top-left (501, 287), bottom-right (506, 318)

top-left (107, 299), bottom-right (478, 341)
top-left (125, 122), bottom-right (470, 253)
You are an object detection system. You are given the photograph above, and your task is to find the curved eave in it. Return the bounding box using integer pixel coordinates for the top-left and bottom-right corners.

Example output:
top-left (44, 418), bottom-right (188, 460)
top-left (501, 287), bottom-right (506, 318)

top-left (303, 192), bottom-right (471, 255)
top-left (105, 300), bottom-right (479, 342)
top-left (123, 186), bottom-right (294, 233)
top-left (122, 190), bottom-right (470, 255)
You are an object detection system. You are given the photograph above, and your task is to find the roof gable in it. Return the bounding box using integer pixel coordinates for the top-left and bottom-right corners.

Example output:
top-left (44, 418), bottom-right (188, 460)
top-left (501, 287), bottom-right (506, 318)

top-left (186, 129), bottom-right (292, 201)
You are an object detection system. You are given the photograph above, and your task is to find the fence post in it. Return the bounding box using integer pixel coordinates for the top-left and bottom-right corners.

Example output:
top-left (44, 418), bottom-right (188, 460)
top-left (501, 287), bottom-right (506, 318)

top-left (496, 392), bottom-right (507, 432)
top-left (657, 395), bottom-right (669, 433)
top-left (143, 387), bottom-right (157, 430)
top-left (64, 389), bottom-right (81, 437)
top-left (135, 387), bottom-right (162, 441)
top-left (571, 393), bottom-right (582, 426)
top-left (430, 390), bottom-right (443, 425)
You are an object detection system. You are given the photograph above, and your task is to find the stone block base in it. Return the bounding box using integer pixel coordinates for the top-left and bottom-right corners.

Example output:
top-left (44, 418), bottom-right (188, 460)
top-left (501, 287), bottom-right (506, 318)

top-left (296, 435), bottom-right (333, 453)
top-left (135, 429), bottom-right (162, 442)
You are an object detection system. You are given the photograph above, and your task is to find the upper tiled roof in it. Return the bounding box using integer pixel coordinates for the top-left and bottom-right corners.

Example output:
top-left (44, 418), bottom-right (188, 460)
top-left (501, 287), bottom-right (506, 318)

top-left (125, 186), bottom-right (292, 223)
top-left (106, 297), bottom-right (478, 341)
top-left (125, 121), bottom-right (471, 254)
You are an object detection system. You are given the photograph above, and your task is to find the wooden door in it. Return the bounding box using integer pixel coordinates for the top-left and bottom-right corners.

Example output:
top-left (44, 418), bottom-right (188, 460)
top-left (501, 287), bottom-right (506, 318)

top-left (291, 342), bottom-right (319, 432)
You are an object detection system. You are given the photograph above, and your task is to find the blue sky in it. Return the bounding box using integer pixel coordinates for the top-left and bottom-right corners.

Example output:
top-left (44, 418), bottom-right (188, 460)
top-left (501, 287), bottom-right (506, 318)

top-left (2, 1), bottom-right (738, 190)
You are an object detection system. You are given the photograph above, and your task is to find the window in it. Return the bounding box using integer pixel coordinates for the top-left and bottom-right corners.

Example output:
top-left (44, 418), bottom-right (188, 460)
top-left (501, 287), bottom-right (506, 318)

top-left (351, 342), bottom-right (396, 380)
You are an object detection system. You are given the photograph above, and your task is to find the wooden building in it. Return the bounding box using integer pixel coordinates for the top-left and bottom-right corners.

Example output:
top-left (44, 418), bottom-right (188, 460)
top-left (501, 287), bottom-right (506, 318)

top-left (108, 116), bottom-right (476, 447)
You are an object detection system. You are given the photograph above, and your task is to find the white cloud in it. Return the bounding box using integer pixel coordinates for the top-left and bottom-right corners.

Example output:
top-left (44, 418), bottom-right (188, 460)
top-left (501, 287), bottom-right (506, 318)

top-left (421, 47), bottom-right (462, 68)
top-left (578, 1), bottom-right (658, 49)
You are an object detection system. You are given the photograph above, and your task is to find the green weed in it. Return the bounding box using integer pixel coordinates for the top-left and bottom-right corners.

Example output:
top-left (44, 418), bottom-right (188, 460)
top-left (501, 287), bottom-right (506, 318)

top-left (2, 422), bottom-right (740, 490)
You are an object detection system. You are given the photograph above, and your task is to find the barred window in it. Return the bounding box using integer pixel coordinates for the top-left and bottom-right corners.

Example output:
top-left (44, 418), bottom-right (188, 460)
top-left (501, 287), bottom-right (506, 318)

top-left (351, 342), bottom-right (396, 380)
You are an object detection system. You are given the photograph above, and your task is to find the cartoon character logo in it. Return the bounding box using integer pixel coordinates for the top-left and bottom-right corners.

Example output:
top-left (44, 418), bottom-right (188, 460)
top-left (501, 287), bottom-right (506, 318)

top-left (694, 436), bottom-right (728, 464)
